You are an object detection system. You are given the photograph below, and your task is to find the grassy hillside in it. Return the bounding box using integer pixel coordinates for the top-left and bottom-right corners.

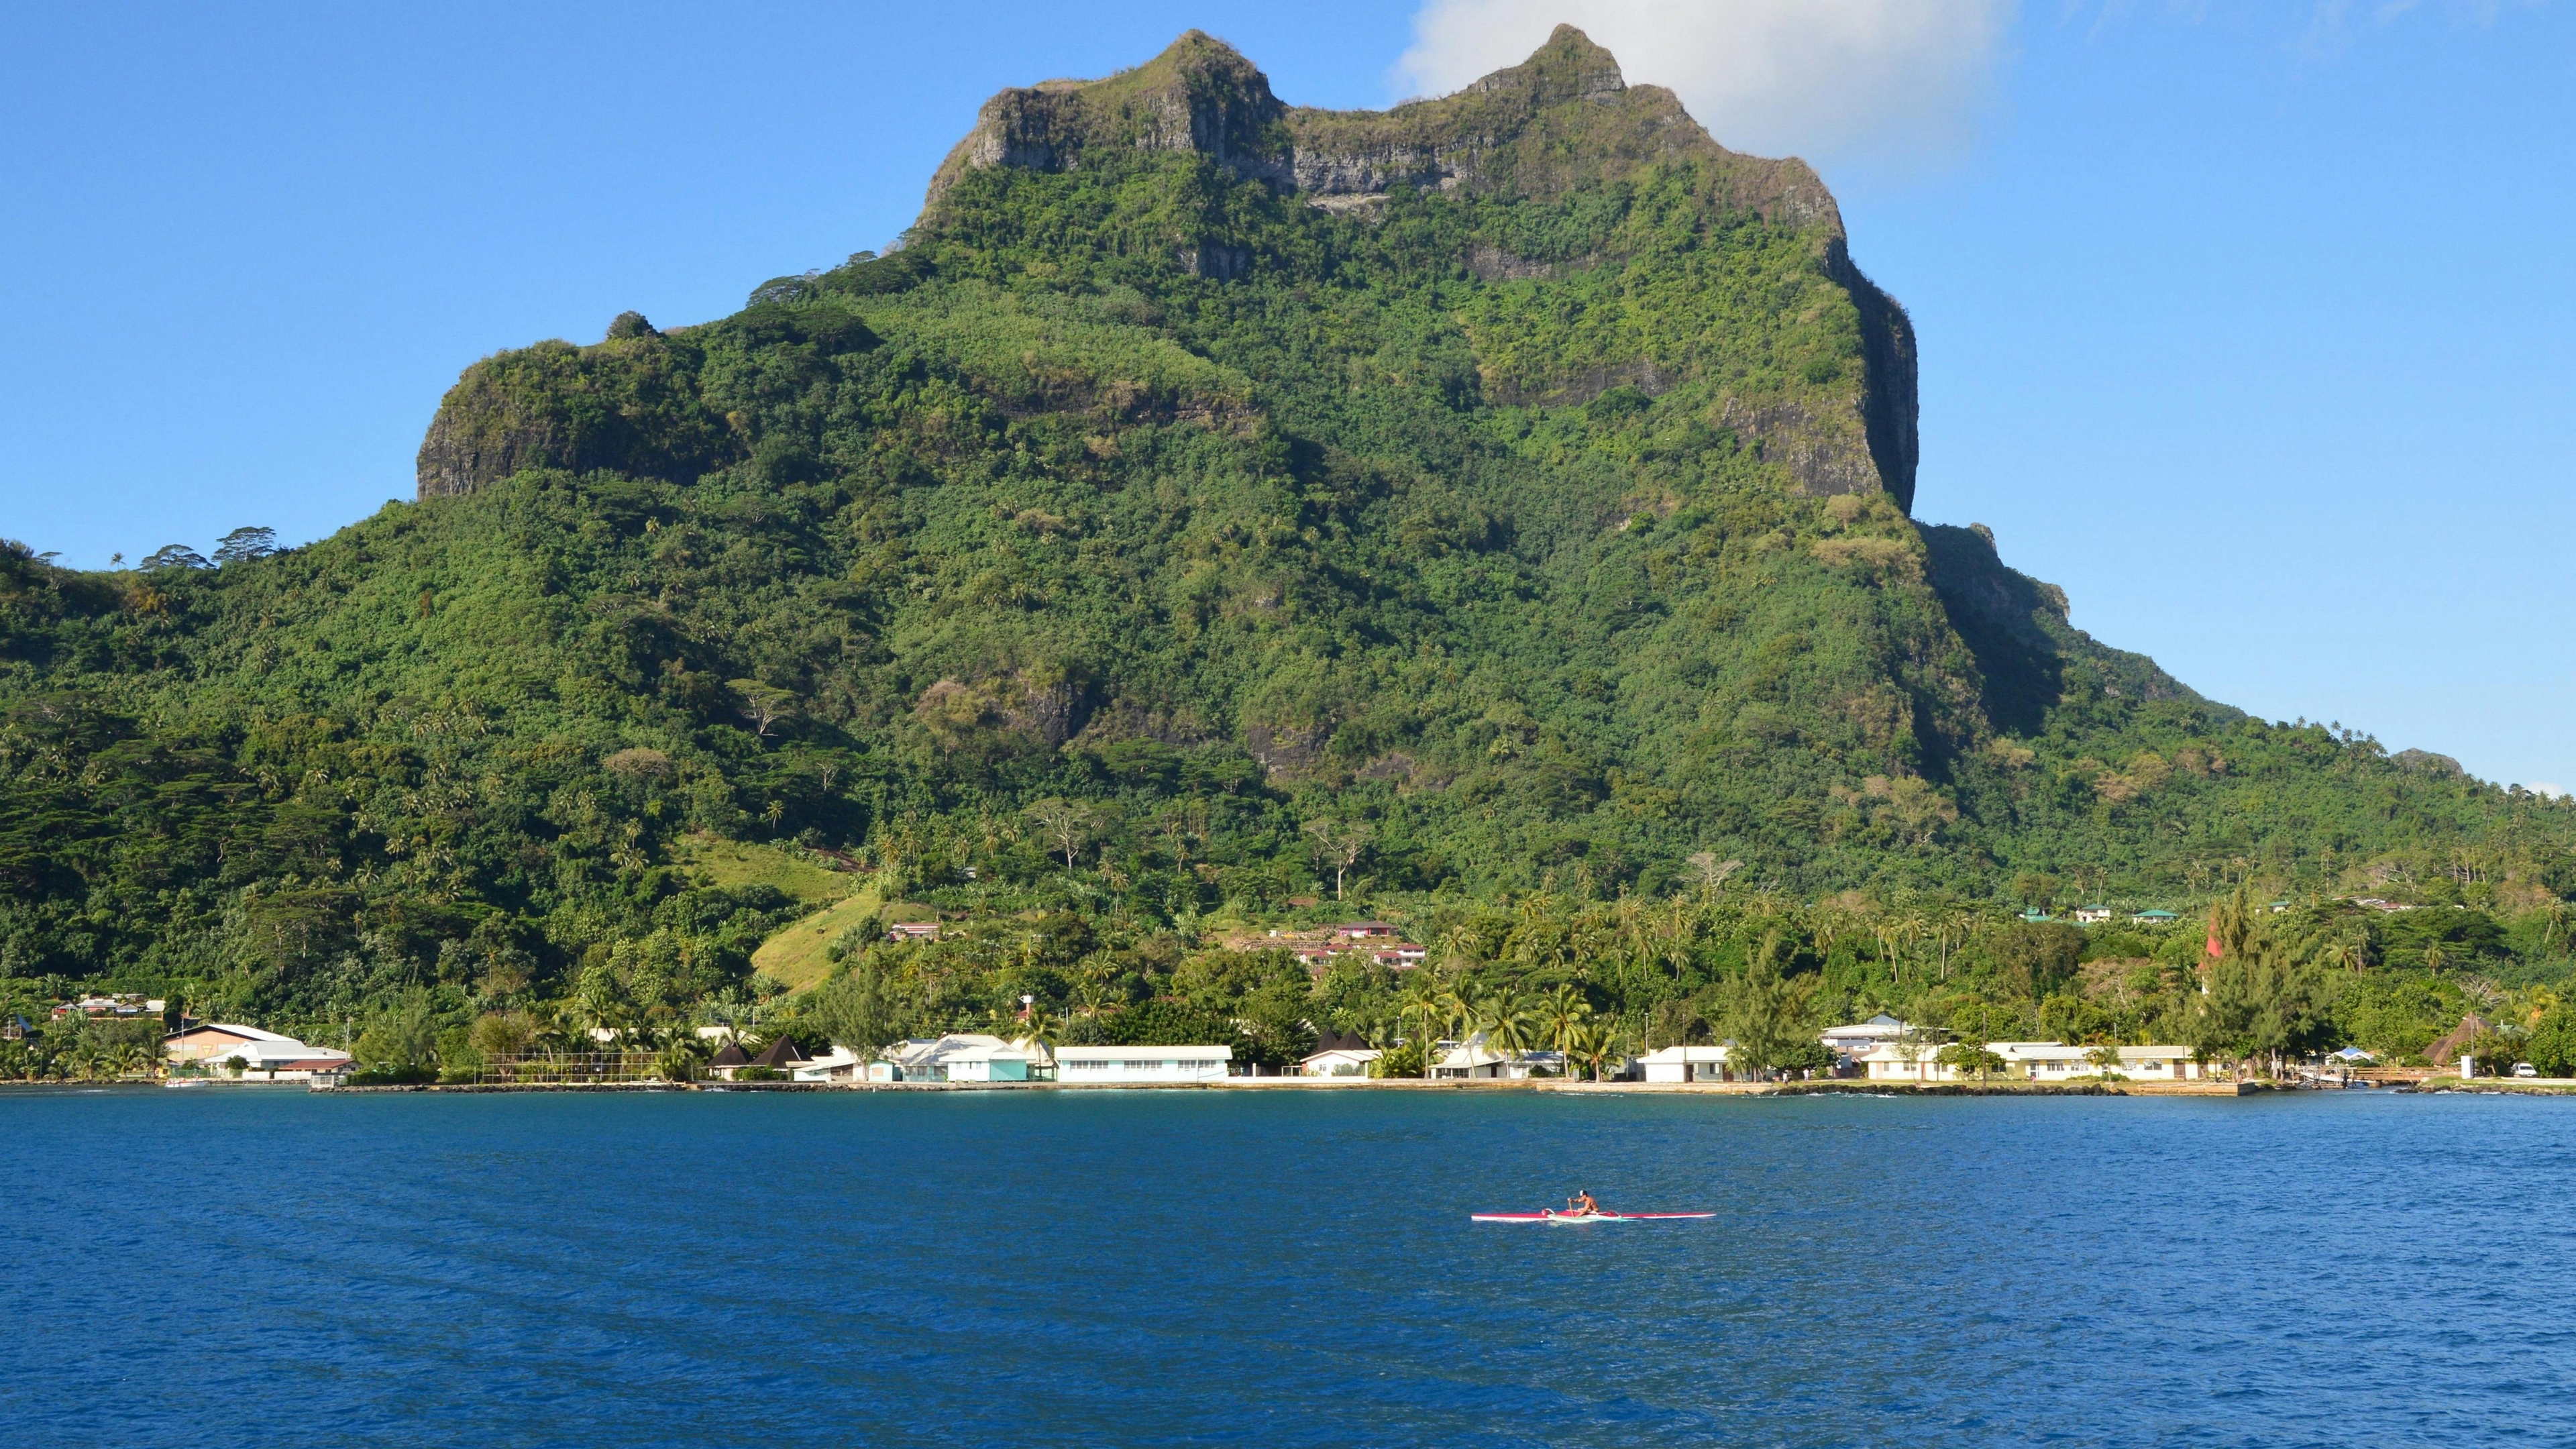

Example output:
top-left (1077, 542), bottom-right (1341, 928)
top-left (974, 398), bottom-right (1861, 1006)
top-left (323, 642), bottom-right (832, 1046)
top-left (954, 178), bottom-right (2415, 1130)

top-left (2, 29), bottom-right (2570, 1071)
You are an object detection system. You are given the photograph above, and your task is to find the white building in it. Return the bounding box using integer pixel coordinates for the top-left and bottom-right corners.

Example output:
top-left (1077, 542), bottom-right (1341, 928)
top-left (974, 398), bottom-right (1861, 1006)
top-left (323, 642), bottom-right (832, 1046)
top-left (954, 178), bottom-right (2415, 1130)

top-left (163, 1024), bottom-right (353, 1081)
top-left (1858, 1042), bottom-right (1964, 1082)
top-left (1821, 1015), bottom-right (1911, 1059)
top-left (1635, 1044), bottom-right (1733, 1083)
top-left (1995, 1042), bottom-right (2205, 1081)
top-left (1054, 1044), bottom-right (1232, 1082)
top-left (792, 1046), bottom-right (866, 1082)
top-left (878, 1034), bottom-right (1049, 1082)
top-left (1860, 1040), bottom-right (2205, 1082)
top-left (1431, 1040), bottom-right (1511, 1079)
top-left (1301, 1046), bottom-right (1381, 1077)
top-left (2113, 1045), bottom-right (2204, 1079)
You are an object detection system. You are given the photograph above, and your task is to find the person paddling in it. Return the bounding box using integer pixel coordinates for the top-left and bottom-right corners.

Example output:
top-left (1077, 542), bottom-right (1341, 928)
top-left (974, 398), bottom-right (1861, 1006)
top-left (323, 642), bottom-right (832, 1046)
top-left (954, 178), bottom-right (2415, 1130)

top-left (1566, 1189), bottom-right (1601, 1216)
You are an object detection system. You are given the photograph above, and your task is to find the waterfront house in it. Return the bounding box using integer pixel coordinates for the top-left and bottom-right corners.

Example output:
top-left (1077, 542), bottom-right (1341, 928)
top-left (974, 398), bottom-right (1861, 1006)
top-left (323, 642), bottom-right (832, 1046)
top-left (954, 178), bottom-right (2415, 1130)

top-left (878, 1033), bottom-right (1049, 1081)
top-left (1858, 1041), bottom-right (1967, 1082)
top-left (1300, 1028), bottom-right (1379, 1077)
top-left (1635, 1044), bottom-right (1733, 1082)
top-left (164, 1024), bottom-right (352, 1081)
top-left (1054, 1044), bottom-right (1232, 1082)
top-left (938, 1038), bottom-right (1047, 1081)
top-left (1821, 1015), bottom-right (1911, 1060)
top-left (165, 1022), bottom-right (299, 1065)
top-left (1861, 1040), bottom-right (2205, 1082)
top-left (2116, 1046), bottom-right (2204, 1079)
top-left (1301, 1046), bottom-right (1381, 1077)
top-left (735, 1037), bottom-right (811, 1076)
top-left (792, 1046), bottom-right (866, 1082)
top-left (2426, 1015), bottom-right (2489, 1071)
top-left (1431, 1041), bottom-right (1512, 1078)
top-left (708, 1040), bottom-right (751, 1079)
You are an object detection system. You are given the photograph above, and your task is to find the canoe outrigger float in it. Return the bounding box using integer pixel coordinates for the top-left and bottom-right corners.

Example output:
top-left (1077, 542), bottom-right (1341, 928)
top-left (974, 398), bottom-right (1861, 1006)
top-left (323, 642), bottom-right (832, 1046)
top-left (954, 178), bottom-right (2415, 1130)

top-left (1470, 1210), bottom-right (1715, 1224)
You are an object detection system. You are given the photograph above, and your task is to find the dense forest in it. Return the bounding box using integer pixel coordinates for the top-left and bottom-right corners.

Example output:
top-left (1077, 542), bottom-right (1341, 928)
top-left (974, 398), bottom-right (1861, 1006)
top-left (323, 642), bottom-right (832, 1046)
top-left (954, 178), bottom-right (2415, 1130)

top-left (4, 28), bottom-right (2570, 1079)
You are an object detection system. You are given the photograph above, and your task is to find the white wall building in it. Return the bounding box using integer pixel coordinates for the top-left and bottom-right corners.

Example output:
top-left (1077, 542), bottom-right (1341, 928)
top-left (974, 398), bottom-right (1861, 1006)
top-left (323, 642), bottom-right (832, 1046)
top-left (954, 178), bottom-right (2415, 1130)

top-left (1301, 1047), bottom-right (1381, 1077)
top-left (164, 1024), bottom-right (353, 1081)
top-left (791, 1046), bottom-right (865, 1082)
top-left (1054, 1045), bottom-right (1232, 1082)
top-left (1821, 1016), bottom-right (1911, 1059)
top-left (1635, 1044), bottom-right (1733, 1082)
top-left (1861, 1040), bottom-right (2205, 1082)
top-left (879, 1034), bottom-right (1049, 1082)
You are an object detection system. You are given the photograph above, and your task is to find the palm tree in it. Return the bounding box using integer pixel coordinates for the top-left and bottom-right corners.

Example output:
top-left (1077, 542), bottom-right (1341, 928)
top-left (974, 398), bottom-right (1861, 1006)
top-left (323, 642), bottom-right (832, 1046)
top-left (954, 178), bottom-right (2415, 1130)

top-left (1437, 985), bottom-right (1477, 1070)
top-left (1479, 987), bottom-right (1542, 1067)
top-left (1397, 979), bottom-right (1444, 1081)
top-left (2085, 1044), bottom-right (2124, 1079)
top-left (1539, 985), bottom-right (1593, 1075)
top-left (1566, 1018), bottom-right (1619, 1081)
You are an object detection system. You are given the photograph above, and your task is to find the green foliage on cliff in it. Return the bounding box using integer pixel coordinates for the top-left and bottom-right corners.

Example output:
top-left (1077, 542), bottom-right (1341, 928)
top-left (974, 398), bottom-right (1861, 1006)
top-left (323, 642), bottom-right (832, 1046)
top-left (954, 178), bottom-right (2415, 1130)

top-left (1, 30), bottom-right (2570, 1051)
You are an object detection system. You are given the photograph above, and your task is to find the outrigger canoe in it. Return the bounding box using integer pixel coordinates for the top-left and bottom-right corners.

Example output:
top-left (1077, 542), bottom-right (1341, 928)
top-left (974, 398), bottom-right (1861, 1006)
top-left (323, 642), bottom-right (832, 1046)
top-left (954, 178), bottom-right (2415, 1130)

top-left (1470, 1210), bottom-right (1715, 1224)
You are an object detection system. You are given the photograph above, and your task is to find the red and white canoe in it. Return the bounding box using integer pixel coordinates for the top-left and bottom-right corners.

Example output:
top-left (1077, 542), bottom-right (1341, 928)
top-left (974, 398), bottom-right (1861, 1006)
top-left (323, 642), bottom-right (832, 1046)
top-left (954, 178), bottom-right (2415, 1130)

top-left (1469, 1210), bottom-right (1715, 1224)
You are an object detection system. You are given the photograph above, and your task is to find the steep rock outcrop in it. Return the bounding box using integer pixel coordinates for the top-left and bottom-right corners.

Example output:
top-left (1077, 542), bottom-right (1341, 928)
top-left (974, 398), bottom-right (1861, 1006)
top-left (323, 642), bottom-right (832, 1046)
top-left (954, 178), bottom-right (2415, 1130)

top-left (922, 25), bottom-right (1920, 511)
top-left (417, 328), bottom-right (735, 500)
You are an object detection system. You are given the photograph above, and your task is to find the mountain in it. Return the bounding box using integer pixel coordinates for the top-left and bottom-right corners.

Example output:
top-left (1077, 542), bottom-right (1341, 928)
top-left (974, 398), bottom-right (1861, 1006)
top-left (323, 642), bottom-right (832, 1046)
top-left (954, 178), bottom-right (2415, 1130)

top-left (2, 28), bottom-right (2567, 1032)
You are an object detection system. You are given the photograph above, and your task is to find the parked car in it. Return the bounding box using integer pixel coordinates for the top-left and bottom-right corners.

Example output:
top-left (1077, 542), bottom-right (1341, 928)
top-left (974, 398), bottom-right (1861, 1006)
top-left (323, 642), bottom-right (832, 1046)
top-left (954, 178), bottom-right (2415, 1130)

top-left (2513, 1062), bottom-right (2539, 1078)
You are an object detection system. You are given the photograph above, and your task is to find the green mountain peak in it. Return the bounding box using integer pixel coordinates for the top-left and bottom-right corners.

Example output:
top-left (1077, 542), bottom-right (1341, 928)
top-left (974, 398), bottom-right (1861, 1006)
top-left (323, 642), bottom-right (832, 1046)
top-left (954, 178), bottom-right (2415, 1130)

top-left (4, 34), bottom-right (2565, 1038)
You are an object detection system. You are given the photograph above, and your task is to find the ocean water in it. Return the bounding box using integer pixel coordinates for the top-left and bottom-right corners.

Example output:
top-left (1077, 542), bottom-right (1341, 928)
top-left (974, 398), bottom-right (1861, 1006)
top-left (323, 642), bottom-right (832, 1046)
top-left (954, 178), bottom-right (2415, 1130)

top-left (3, 1087), bottom-right (2570, 1448)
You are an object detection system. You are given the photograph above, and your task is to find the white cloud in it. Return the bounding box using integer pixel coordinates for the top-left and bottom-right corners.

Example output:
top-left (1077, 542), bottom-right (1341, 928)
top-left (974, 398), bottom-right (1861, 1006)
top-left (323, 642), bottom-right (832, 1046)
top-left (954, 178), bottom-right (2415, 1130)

top-left (1395, 0), bottom-right (2020, 162)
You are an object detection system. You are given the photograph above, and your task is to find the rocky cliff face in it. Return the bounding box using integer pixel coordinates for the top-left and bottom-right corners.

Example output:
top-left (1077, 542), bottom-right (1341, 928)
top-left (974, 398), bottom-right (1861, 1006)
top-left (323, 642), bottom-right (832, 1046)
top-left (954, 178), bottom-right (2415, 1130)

top-left (420, 28), bottom-right (1919, 512)
top-left (921, 25), bottom-right (1919, 511)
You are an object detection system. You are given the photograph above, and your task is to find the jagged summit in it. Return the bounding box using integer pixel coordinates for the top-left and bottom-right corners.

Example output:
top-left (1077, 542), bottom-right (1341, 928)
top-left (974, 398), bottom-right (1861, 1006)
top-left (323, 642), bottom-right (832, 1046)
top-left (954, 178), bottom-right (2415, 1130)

top-left (926, 26), bottom-right (1839, 231)
top-left (419, 28), bottom-right (1918, 510)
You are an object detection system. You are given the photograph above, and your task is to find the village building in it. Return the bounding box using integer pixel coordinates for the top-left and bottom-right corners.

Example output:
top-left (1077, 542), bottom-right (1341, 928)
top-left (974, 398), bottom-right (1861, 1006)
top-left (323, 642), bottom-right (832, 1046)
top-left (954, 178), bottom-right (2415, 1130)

top-left (1431, 1041), bottom-right (1511, 1079)
top-left (1860, 1040), bottom-right (2206, 1082)
top-left (1635, 1044), bottom-right (1734, 1082)
top-left (885, 921), bottom-right (941, 943)
top-left (163, 1023), bottom-right (352, 1081)
top-left (1054, 1044), bottom-right (1232, 1082)
top-left (1820, 1015), bottom-right (1911, 1060)
top-left (1299, 1028), bottom-right (1379, 1077)
top-left (707, 1040), bottom-right (751, 1079)
top-left (2131, 909), bottom-right (2180, 924)
top-left (55, 994), bottom-right (166, 1020)
top-left (2071, 906), bottom-right (2114, 924)
top-left (749, 1036), bottom-right (810, 1073)
top-left (875, 1032), bottom-right (1049, 1082)
top-left (791, 1046), bottom-right (865, 1081)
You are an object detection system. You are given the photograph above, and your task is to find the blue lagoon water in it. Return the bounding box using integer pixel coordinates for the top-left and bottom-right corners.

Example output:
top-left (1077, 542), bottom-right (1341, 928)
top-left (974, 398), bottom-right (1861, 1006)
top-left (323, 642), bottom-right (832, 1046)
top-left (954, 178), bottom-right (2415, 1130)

top-left (4, 1087), bottom-right (2571, 1446)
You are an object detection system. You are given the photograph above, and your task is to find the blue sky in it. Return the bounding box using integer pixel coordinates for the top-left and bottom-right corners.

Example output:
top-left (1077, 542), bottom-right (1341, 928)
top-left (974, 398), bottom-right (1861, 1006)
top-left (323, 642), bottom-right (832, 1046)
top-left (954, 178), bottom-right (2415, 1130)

top-left (3, 1), bottom-right (2569, 788)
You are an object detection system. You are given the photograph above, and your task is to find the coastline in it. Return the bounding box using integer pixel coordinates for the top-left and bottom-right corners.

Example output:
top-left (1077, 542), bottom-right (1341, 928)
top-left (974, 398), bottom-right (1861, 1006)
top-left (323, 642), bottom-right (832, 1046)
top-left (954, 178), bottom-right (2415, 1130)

top-left (37, 1076), bottom-right (2576, 1098)
top-left (294, 1077), bottom-right (2275, 1097)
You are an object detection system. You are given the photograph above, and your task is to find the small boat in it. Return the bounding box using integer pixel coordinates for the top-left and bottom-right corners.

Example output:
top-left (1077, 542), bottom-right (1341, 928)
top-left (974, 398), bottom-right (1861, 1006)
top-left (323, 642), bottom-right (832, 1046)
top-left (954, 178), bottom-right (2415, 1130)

top-left (1470, 1210), bottom-right (1715, 1224)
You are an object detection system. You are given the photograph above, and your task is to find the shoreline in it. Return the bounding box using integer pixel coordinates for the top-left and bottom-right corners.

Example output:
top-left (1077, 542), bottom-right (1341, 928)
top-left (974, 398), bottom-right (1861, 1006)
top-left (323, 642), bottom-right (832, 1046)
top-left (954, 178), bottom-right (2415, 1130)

top-left (28, 1077), bottom-right (2576, 1098)
top-left (298, 1077), bottom-right (2274, 1096)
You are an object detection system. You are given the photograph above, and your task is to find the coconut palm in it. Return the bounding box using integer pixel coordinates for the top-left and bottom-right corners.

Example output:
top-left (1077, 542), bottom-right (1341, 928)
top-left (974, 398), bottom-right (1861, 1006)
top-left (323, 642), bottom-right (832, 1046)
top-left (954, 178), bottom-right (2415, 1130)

top-left (1479, 987), bottom-right (1542, 1063)
top-left (1566, 1018), bottom-right (1621, 1081)
top-left (1538, 984), bottom-right (1593, 1075)
top-left (1397, 979), bottom-right (1444, 1081)
top-left (1437, 985), bottom-right (1478, 1068)
top-left (2085, 1044), bottom-right (2124, 1079)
